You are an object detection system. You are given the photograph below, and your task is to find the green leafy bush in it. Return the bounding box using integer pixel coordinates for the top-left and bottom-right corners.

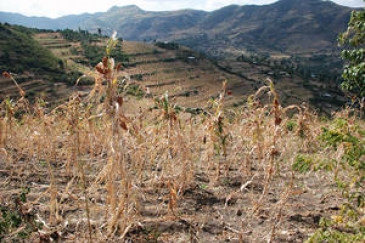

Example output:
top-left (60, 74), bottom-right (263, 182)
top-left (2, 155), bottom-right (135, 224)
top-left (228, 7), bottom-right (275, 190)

top-left (338, 6), bottom-right (365, 97)
top-left (304, 117), bottom-right (365, 242)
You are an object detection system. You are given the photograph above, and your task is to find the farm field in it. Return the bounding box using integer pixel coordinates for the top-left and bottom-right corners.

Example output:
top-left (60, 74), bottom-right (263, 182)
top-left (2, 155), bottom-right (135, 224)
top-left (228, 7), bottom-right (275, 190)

top-left (0, 29), bottom-right (364, 243)
top-left (1, 67), bottom-right (364, 242)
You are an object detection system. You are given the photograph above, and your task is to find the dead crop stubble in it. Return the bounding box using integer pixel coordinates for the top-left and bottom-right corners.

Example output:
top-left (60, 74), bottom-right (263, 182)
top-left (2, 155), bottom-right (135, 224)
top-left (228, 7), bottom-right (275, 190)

top-left (0, 38), bottom-right (363, 243)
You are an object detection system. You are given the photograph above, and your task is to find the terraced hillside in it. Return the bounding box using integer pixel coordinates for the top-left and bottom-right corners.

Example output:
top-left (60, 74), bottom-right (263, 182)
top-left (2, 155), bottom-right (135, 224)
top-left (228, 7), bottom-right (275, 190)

top-left (121, 41), bottom-right (259, 108)
top-left (32, 32), bottom-right (259, 111)
top-left (1, 27), bottom-right (347, 114)
top-left (0, 24), bottom-right (74, 104)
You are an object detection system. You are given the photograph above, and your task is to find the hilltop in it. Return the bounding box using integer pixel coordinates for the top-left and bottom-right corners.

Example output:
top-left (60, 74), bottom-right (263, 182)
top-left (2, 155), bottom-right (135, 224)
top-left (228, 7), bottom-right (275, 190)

top-left (0, 0), bottom-right (355, 55)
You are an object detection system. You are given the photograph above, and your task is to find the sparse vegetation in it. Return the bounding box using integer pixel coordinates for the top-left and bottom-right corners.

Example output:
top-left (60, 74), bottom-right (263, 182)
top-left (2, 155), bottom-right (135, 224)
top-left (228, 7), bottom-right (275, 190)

top-left (0, 9), bottom-right (364, 243)
top-left (2, 68), bottom-right (363, 242)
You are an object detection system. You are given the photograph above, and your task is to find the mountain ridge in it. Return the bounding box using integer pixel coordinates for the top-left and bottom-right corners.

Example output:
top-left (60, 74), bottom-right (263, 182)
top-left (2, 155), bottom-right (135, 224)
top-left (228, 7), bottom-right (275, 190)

top-left (0, 0), bottom-right (356, 57)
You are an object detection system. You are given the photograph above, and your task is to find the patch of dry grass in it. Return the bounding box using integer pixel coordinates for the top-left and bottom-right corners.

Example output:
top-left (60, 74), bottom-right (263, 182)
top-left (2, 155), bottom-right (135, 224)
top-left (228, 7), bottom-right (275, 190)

top-left (0, 46), bottom-right (363, 243)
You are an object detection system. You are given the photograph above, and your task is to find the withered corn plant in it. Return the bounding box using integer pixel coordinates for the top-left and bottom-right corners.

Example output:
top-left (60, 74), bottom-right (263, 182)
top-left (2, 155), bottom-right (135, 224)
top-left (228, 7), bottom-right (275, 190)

top-left (1, 72), bottom-right (27, 155)
top-left (250, 79), bottom-right (285, 213)
top-left (206, 80), bottom-right (231, 180)
top-left (1, 29), bottom-right (364, 243)
top-left (86, 32), bottom-right (139, 239)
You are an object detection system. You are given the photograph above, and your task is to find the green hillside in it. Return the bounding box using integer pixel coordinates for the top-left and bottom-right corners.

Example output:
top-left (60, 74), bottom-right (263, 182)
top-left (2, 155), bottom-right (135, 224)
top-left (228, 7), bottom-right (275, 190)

top-left (0, 24), bottom-right (78, 103)
top-left (0, 23), bottom-right (63, 75)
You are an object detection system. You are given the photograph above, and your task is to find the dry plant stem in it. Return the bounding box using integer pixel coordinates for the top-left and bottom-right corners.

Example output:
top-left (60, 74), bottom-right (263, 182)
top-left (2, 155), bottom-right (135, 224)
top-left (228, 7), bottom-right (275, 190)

top-left (68, 95), bottom-right (93, 241)
top-left (255, 118), bottom-right (264, 160)
top-left (85, 111), bottom-right (95, 162)
top-left (9, 74), bottom-right (26, 98)
top-left (106, 87), bottom-right (133, 236)
top-left (251, 86), bottom-right (271, 160)
top-left (2, 72), bottom-right (26, 158)
top-left (251, 82), bottom-right (280, 216)
top-left (3, 120), bottom-right (9, 164)
top-left (117, 134), bottom-right (131, 232)
top-left (168, 180), bottom-right (178, 217)
top-left (0, 117), bottom-right (4, 148)
top-left (251, 85), bottom-right (274, 213)
top-left (253, 158), bottom-right (273, 214)
top-left (43, 121), bottom-right (59, 226)
top-left (268, 172), bottom-right (294, 243)
top-left (80, 156), bottom-right (93, 243)
top-left (4, 103), bottom-right (12, 152)
top-left (166, 119), bottom-right (173, 176)
top-left (106, 117), bottom-right (117, 234)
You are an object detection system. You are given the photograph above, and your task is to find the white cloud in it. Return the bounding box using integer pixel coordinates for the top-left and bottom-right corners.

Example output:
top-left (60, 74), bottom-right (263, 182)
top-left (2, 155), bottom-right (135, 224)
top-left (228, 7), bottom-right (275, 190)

top-left (332, 0), bottom-right (364, 7)
top-left (204, 0), bottom-right (278, 11)
top-left (0, 0), bottom-right (363, 18)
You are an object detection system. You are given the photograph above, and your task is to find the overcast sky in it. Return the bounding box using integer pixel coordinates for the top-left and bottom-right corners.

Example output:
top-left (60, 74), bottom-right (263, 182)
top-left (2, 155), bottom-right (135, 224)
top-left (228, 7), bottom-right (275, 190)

top-left (0, 0), bottom-right (364, 18)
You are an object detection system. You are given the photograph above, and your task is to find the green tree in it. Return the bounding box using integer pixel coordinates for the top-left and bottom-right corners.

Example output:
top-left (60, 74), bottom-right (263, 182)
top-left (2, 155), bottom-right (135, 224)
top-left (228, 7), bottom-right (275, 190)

top-left (338, 4), bottom-right (365, 97)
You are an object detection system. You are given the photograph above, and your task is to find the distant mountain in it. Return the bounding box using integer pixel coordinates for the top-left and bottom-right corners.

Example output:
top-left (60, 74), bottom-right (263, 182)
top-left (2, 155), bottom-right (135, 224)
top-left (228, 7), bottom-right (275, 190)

top-left (0, 12), bottom-right (60, 29)
top-left (0, 0), bottom-right (356, 57)
top-left (193, 0), bottom-right (354, 55)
